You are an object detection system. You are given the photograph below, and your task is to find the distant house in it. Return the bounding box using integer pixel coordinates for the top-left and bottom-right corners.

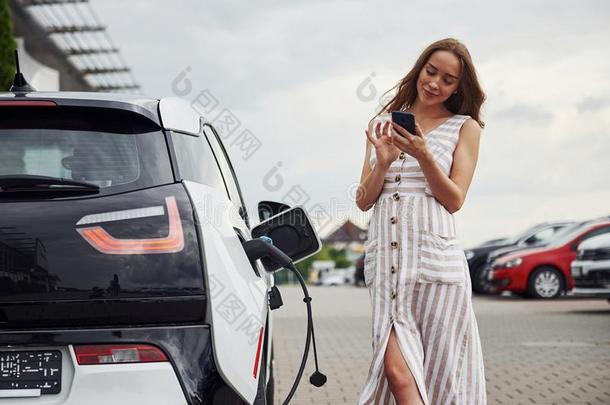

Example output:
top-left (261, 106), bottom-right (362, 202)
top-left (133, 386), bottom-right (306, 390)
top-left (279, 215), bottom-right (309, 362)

top-left (323, 219), bottom-right (368, 262)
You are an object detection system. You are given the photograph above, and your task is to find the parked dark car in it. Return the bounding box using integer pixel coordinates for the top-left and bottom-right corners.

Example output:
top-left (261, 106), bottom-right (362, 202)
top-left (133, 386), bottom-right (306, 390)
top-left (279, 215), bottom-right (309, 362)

top-left (465, 221), bottom-right (574, 294)
top-left (488, 220), bottom-right (610, 299)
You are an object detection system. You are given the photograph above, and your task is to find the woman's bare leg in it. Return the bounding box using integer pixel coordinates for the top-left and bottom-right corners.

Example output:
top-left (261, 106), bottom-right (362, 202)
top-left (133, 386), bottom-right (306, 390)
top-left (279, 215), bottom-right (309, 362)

top-left (383, 326), bottom-right (425, 405)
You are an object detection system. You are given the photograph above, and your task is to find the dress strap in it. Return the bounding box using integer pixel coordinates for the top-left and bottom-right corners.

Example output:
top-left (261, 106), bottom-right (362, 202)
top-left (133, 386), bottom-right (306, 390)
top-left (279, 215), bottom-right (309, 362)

top-left (452, 114), bottom-right (471, 133)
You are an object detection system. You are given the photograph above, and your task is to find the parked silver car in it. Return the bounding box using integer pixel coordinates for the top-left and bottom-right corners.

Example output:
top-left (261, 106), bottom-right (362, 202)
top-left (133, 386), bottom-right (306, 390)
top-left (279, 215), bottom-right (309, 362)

top-left (571, 233), bottom-right (610, 288)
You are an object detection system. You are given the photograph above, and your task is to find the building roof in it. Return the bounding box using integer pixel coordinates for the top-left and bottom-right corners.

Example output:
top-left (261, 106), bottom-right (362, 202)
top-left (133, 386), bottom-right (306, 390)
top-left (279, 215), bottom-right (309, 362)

top-left (323, 220), bottom-right (367, 243)
top-left (9, 0), bottom-right (140, 92)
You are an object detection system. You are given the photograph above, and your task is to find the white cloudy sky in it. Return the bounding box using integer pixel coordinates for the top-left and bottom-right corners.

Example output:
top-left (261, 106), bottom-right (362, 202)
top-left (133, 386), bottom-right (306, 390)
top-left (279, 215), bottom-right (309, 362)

top-left (91, 0), bottom-right (610, 247)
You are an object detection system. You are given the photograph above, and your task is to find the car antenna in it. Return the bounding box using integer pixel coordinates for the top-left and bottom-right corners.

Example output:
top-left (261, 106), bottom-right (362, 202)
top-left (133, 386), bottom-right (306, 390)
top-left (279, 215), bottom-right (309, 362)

top-left (10, 50), bottom-right (36, 93)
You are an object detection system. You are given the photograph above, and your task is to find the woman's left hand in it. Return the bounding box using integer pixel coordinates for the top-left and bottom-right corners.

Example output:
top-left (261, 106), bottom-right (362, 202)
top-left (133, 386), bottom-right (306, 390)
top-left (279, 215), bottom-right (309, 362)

top-left (389, 122), bottom-right (430, 161)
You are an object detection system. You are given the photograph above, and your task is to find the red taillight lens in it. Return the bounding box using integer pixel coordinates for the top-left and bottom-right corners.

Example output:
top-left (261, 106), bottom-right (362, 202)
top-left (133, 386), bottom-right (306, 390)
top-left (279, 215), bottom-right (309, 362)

top-left (76, 196), bottom-right (184, 255)
top-left (0, 100), bottom-right (57, 107)
top-left (73, 344), bottom-right (168, 365)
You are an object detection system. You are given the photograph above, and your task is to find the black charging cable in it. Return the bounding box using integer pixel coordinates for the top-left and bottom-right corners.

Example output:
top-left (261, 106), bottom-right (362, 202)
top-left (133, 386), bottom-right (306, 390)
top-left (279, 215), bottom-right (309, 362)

top-left (242, 238), bottom-right (327, 404)
top-left (281, 262), bottom-right (326, 404)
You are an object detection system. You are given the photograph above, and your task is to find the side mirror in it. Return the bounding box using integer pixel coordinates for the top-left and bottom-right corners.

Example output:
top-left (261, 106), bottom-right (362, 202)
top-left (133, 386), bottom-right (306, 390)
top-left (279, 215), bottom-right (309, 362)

top-left (251, 206), bottom-right (321, 272)
top-left (258, 200), bottom-right (290, 222)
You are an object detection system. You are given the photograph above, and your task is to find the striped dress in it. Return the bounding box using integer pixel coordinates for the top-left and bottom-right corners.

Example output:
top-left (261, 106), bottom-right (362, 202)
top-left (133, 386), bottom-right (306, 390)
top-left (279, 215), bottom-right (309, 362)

top-left (357, 114), bottom-right (487, 405)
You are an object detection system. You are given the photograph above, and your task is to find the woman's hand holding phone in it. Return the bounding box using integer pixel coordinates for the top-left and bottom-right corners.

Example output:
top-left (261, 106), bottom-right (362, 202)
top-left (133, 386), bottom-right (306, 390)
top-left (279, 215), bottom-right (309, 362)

top-left (389, 121), bottom-right (430, 161)
top-left (365, 120), bottom-right (400, 170)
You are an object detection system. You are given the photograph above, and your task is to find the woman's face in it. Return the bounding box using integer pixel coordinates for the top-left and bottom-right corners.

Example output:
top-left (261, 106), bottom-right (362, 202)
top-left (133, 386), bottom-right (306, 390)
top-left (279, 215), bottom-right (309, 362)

top-left (416, 50), bottom-right (461, 107)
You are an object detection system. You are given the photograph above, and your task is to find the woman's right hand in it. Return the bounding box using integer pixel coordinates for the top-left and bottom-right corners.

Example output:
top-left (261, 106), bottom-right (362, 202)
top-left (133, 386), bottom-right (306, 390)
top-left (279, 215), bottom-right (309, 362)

top-left (366, 121), bottom-right (401, 169)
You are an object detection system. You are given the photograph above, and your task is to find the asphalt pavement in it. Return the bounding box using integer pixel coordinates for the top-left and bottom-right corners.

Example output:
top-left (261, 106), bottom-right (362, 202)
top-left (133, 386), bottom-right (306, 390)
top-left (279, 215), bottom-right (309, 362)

top-left (272, 285), bottom-right (610, 405)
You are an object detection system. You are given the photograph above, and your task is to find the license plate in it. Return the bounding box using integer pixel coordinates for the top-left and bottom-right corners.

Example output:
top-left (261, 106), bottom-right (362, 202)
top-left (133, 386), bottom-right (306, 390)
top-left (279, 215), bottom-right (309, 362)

top-left (0, 351), bottom-right (61, 395)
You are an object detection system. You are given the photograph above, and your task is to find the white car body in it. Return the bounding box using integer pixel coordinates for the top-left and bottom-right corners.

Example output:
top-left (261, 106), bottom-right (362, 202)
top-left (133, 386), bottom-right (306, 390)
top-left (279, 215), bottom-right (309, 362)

top-left (161, 98), bottom-right (272, 404)
top-left (184, 180), bottom-right (270, 403)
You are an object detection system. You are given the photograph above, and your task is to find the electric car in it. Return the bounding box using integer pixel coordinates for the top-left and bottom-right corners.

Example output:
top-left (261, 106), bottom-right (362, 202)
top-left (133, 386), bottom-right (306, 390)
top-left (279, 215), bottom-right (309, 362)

top-left (0, 89), bottom-right (322, 404)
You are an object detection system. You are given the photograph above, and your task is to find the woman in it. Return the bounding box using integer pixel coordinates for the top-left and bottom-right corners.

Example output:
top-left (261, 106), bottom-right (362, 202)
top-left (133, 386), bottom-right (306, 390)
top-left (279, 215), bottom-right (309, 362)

top-left (355, 38), bottom-right (487, 405)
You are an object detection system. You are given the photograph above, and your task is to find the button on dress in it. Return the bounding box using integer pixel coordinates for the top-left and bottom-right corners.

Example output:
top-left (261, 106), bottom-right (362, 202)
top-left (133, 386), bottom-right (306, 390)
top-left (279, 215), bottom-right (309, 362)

top-left (357, 114), bottom-right (487, 405)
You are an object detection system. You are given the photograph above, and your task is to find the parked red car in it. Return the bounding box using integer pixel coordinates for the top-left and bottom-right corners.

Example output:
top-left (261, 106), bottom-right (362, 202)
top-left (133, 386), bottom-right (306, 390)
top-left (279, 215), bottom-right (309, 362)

top-left (488, 220), bottom-right (610, 299)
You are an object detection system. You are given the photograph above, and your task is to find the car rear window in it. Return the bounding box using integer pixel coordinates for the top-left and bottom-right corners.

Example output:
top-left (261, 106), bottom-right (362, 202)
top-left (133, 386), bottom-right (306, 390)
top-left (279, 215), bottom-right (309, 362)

top-left (1, 130), bottom-right (140, 188)
top-left (0, 106), bottom-right (174, 194)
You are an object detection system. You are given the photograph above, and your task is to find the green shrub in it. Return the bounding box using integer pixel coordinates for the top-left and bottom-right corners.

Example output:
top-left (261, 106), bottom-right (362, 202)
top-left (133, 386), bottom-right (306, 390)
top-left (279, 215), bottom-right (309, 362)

top-left (0, 0), bottom-right (17, 91)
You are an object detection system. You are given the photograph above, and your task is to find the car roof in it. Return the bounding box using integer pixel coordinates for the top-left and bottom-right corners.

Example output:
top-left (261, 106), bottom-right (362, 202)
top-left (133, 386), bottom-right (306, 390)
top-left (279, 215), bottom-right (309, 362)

top-left (0, 91), bottom-right (202, 134)
top-left (555, 219), bottom-right (610, 244)
top-left (580, 219), bottom-right (610, 229)
top-left (530, 220), bottom-right (576, 229)
top-left (0, 91), bottom-right (160, 124)
top-left (0, 90), bottom-right (159, 107)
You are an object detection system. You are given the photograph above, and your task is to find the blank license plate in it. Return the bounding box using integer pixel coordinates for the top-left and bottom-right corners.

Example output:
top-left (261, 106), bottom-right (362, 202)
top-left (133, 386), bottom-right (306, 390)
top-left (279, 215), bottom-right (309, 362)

top-left (0, 350), bottom-right (61, 395)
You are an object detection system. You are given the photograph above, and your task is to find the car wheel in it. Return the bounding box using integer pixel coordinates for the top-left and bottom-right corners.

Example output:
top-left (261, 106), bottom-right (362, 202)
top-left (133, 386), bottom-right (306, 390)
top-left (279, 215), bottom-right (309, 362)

top-left (528, 266), bottom-right (563, 299)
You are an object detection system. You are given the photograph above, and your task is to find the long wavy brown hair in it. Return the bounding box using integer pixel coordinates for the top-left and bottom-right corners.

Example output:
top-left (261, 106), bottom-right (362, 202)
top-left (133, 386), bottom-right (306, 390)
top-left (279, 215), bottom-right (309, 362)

top-left (373, 38), bottom-right (486, 128)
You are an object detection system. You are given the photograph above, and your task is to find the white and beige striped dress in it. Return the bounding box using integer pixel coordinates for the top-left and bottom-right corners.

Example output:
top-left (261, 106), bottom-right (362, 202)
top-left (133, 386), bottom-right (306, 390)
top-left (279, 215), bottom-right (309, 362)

top-left (357, 114), bottom-right (487, 405)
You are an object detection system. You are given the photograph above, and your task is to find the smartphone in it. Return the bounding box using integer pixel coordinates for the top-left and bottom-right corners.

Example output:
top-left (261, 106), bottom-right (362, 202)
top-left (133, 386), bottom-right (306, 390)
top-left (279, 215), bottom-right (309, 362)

top-left (391, 111), bottom-right (416, 136)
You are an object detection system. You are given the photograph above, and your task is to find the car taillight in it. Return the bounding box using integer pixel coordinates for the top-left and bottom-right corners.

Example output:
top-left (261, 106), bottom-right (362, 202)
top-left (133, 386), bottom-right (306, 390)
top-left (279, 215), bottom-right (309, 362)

top-left (0, 100), bottom-right (57, 107)
top-left (73, 344), bottom-right (168, 365)
top-left (76, 196), bottom-right (184, 254)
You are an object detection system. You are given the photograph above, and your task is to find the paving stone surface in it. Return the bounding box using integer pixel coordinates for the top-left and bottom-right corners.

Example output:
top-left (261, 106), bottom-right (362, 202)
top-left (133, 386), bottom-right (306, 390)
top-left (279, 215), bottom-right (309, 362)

top-left (271, 285), bottom-right (610, 405)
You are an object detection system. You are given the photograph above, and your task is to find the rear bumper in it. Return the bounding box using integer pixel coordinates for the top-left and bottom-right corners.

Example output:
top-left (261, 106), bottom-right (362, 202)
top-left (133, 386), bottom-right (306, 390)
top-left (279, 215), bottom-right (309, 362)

top-left (1, 345), bottom-right (186, 404)
top-left (0, 325), bottom-right (220, 404)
